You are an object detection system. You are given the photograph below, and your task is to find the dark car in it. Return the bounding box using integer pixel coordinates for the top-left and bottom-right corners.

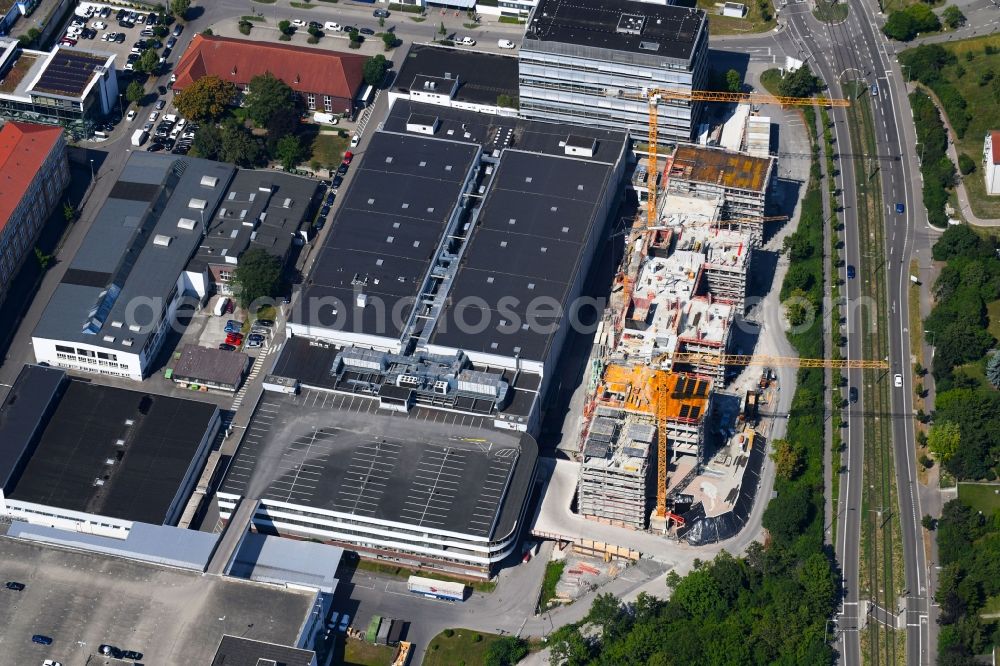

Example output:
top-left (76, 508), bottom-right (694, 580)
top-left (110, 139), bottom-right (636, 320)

top-left (849, 387), bottom-right (858, 404)
top-left (157, 85), bottom-right (167, 95)
top-left (171, 145), bottom-right (190, 155)
top-left (309, 21), bottom-right (322, 29)
top-left (895, 202), bottom-right (905, 214)
top-left (99, 644), bottom-right (122, 658)
top-left (116, 8), bottom-right (127, 21)
top-left (332, 175), bottom-right (343, 189)
top-left (172, 24), bottom-right (183, 36)
top-left (116, 33), bottom-right (126, 43)
top-left (846, 264), bottom-right (855, 279)
top-left (325, 193), bottom-right (335, 205)
top-left (314, 219), bottom-right (325, 231)
top-left (360, 27), bottom-right (375, 35)
top-left (337, 163), bottom-right (348, 175)
top-left (224, 300), bottom-right (235, 314)
top-left (342, 25), bottom-right (357, 33)
top-left (5, 581), bottom-right (25, 591)
top-left (247, 333), bottom-right (265, 343)
top-left (146, 143), bottom-right (163, 152)
top-left (255, 319), bottom-right (274, 328)
top-left (218, 343), bottom-right (236, 351)
top-left (162, 46), bottom-right (172, 58)
top-left (320, 205), bottom-right (331, 217)
top-left (122, 650), bottom-right (144, 660)
top-left (32, 635), bottom-right (53, 646)
top-left (155, 99), bottom-right (166, 110)
top-left (373, 8), bottom-right (390, 17)
top-left (146, 12), bottom-right (157, 25)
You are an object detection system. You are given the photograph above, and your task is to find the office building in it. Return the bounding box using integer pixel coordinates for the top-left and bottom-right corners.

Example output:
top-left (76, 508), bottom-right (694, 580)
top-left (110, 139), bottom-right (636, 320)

top-left (0, 121), bottom-right (68, 305)
top-left (519, 0), bottom-right (709, 143)
top-left (0, 38), bottom-right (118, 134)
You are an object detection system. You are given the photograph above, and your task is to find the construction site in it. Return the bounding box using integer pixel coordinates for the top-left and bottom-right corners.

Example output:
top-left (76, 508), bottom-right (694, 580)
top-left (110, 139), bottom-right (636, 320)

top-left (572, 103), bottom-right (782, 538)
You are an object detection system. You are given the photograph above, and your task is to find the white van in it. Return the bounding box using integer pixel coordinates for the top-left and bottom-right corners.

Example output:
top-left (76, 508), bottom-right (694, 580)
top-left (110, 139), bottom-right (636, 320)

top-left (497, 39), bottom-right (516, 49)
top-left (213, 297), bottom-right (230, 317)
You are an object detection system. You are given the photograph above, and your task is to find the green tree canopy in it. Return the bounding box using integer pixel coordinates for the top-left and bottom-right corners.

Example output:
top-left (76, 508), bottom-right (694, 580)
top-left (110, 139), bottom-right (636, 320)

top-left (726, 68), bottom-right (742, 93)
top-left (929, 421), bottom-right (961, 462)
top-left (172, 0), bottom-right (191, 19)
top-left (174, 76), bottom-right (237, 122)
top-left (245, 73), bottom-right (295, 127)
top-left (191, 124), bottom-right (222, 160)
top-left (942, 5), bottom-right (965, 29)
top-left (232, 248), bottom-right (281, 309)
top-left (986, 353), bottom-right (1000, 389)
top-left (777, 64), bottom-right (820, 98)
top-left (220, 123), bottom-right (261, 167)
top-left (275, 134), bottom-right (306, 170)
top-left (125, 80), bottom-right (145, 105)
top-left (363, 54), bottom-right (389, 87)
top-left (265, 106), bottom-right (301, 155)
top-left (483, 636), bottom-right (529, 666)
top-left (136, 48), bottom-right (159, 75)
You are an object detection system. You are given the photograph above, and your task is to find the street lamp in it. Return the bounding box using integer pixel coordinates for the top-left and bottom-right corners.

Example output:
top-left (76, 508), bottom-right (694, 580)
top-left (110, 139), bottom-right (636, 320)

top-left (89, 159), bottom-right (95, 182)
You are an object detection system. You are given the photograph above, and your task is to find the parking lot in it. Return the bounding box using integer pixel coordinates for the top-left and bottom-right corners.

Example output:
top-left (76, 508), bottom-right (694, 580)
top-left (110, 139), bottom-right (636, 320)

top-left (0, 538), bottom-right (316, 665)
top-left (174, 295), bottom-right (274, 355)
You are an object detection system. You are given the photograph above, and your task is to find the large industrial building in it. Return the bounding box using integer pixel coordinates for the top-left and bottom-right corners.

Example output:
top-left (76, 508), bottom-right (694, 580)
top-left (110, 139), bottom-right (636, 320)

top-left (31, 153), bottom-right (236, 379)
top-left (0, 364), bottom-right (220, 538)
top-left (519, 0), bottom-right (709, 143)
top-left (0, 38), bottom-right (118, 134)
top-left (287, 99), bottom-right (628, 426)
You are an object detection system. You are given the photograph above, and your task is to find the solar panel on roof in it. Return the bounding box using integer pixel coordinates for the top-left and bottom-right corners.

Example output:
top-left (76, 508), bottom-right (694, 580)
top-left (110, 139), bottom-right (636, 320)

top-left (696, 380), bottom-right (709, 397)
top-left (32, 50), bottom-right (107, 97)
top-left (679, 404), bottom-right (690, 418)
top-left (690, 406), bottom-right (701, 419)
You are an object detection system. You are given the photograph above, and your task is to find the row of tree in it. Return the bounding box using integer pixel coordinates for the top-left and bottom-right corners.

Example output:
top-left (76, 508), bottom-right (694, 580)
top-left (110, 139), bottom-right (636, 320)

top-left (924, 225), bottom-right (1000, 480)
top-left (909, 90), bottom-right (956, 228)
top-left (934, 498), bottom-right (1000, 664)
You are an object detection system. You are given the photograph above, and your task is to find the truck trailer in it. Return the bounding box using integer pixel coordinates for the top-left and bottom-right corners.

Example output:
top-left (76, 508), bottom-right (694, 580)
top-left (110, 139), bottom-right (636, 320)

top-left (406, 576), bottom-right (466, 602)
top-left (131, 129), bottom-right (148, 147)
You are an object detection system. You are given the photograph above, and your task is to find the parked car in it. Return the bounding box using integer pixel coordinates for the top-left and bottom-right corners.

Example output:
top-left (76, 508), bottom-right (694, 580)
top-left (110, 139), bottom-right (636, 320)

top-left (5, 581), bottom-right (25, 591)
top-left (218, 343), bottom-right (237, 351)
top-left (373, 8), bottom-right (390, 17)
top-left (247, 333), bottom-right (265, 344)
top-left (497, 39), bottom-right (516, 49)
top-left (849, 387), bottom-right (858, 404)
top-left (155, 99), bottom-right (166, 110)
top-left (99, 644), bottom-right (121, 658)
top-left (126, 109), bottom-right (137, 121)
top-left (846, 264), bottom-right (855, 279)
top-left (291, 19), bottom-right (306, 27)
top-left (342, 151), bottom-right (354, 164)
top-left (325, 192), bottom-right (335, 205)
top-left (122, 650), bottom-right (144, 660)
top-left (337, 163), bottom-right (348, 175)
top-left (225, 299), bottom-right (235, 314)
top-left (225, 319), bottom-right (243, 331)
top-left (32, 635), bottom-right (53, 646)
top-left (338, 614), bottom-right (350, 632)
top-left (43, 660), bottom-right (63, 666)
top-left (320, 205), bottom-right (331, 217)
top-left (255, 319), bottom-right (274, 328)
top-left (92, 21), bottom-right (106, 30)
top-left (225, 333), bottom-right (244, 344)
top-left (324, 21), bottom-right (341, 31)
top-left (894, 373), bottom-right (903, 388)
top-left (360, 27), bottom-right (375, 35)
top-left (308, 21), bottom-right (322, 29)
top-left (327, 612), bottom-right (340, 630)
top-left (458, 36), bottom-right (476, 46)
top-left (332, 175), bottom-right (343, 189)
top-left (157, 85), bottom-right (167, 95)
top-left (172, 24), bottom-right (183, 36)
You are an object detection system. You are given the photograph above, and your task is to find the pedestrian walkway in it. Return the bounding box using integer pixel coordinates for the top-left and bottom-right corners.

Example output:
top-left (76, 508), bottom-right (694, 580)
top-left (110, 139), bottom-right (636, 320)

top-left (231, 349), bottom-right (269, 411)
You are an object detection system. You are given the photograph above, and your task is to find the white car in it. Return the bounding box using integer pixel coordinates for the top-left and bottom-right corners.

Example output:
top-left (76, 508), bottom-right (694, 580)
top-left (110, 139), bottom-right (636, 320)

top-left (497, 39), bottom-right (516, 49)
top-left (126, 109), bottom-right (136, 121)
top-left (148, 111), bottom-right (159, 122)
top-left (458, 36), bottom-right (476, 46)
top-left (163, 113), bottom-right (178, 123)
top-left (893, 373), bottom-right (903, 388)
top-left (92, 21), bottom-right (106, 30)
top-left (292, 19), bottom-right (307, 27)
top-left (176, 118), bottom-right (187, 129)
top-left (324, 21), bottom-right (340, 31)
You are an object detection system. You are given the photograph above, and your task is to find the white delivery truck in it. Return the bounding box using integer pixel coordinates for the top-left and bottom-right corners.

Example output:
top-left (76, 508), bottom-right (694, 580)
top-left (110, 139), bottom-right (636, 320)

top-left (131, 129), bottom-right (148, 147)
top-left (213, 296), bottom-right (230, 317)
top-left (406, 575), bottom-right (466, 601)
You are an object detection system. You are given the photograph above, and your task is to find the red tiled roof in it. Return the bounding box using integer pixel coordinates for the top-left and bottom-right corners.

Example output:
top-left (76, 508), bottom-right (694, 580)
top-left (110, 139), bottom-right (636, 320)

top-left (0, 122), bottom-right (63, 235)
top-left (992, 131), bottom-right (1000, 165)
top-left (172, 34), bottom-right (366, 101)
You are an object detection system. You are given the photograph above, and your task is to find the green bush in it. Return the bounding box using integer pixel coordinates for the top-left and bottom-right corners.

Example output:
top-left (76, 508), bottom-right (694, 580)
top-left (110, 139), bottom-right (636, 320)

top-left (958, 152), bottom-right (976, 175)
top-left (238, 20), bottom-right (252, 35)
top-left (883, 3), bottom-right (940, 41)
top-left (388, 2), bottom-right (424, 12)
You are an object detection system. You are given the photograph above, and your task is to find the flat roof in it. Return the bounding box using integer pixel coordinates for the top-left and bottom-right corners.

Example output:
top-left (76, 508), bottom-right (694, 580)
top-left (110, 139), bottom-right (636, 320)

top-left (394, 43), bottom-right (518, 106)
top-left (220, 389), bottom-right (537, 540)
top-left (524, 0), bottom-right (706, 61)
top-left (295, 132), bottom-right (481, 340)
top-left (32, 153), bottom-right (236, 353)
top-left (188, 169), bottom-right (319, 273)
top-left (173, 344), bottom-right (250, 388)
top-left (3, 370), bottom-right (218, 524)
top-left (305, 100), bottom-right (623, 363)
top-left (0, 538), bottom-right (316, 666)
top-left (29, 47), bottom-right (110, 98)
top-left (212, 635), bottom-right (315, 666)
top-left (0, 364), bottom-right (65, 489)
top-left (229, 533), bottom-right (342, 594)
top-left (670, 145), bottom-right (773, 193)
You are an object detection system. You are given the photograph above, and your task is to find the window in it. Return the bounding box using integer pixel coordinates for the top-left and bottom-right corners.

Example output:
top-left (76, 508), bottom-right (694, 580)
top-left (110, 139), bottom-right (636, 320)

top-left (56, 345), bottom-right (74, 354)
top-left (323, 95), bottom-right (332, 111)
top-left (306, 93), bottom-right (316, 110)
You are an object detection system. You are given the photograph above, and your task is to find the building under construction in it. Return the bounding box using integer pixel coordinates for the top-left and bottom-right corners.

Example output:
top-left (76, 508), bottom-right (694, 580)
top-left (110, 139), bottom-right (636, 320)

top-left (666, 145), bottom-right (775, 245)
top-left (578, 365), bottom-right (712, 529)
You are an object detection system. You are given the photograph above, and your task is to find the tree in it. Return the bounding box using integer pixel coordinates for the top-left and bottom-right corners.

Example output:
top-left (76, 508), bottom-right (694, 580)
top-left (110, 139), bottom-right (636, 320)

top-left (220, 123), bottom-right (261, 167)
top-left (192, 123), bottom-right (223, 160)
top-left (125, 80), bottom-right (145, 105)
top-left (363, 54), bottom-right (389, 87)
top-left (987, 353), bottom-right (1000, 389)
top-left (726, 68), bottom-right (742, 93)
top-left (928, 421), bottom-right (961, 462)
top-left (483, 636), bottom-right (528, 666)
top-left (548, 626), bottom-right (593, 666)
top-left (381, 31), bottom-right (399, 50)
top-left (278, 20), bottom-right (292, 35)
top-left (771, 438), bottom-right (805, 480)
top-left (922, 514), bottom-right (937, 530)
top-left (778, 64), bottom-right (820, 98)
top-left (958, 152), bottom-right (976, 176)
top-left (265, 106), bottom-right (302, 155)
top-left (275, 134), bottom-right (306, 170)
top-left (348, 28), bottom-right (361, 47)
top-left (438, 20), bottom-right (447, 35)
top-left (942, 5), bottom-right (966, 29)
top-left (238, 19), bottom-right (252, 36)
top-left (136, 48), bottom-right (159, 75)
top-left (172, 0), bottom-right (190, 19)
top-left (232, 248), bottom-right (281, 309)
top-left (496, 94), bottom-right (518, 109)
top-left (174, 76), bottom-right (237, 121)
top-left (883, 10), bottom-right (918, 40)
top-left (245, 73), bottom-right (295, 127)
top-left (762, 483), bottom-right (811, 544)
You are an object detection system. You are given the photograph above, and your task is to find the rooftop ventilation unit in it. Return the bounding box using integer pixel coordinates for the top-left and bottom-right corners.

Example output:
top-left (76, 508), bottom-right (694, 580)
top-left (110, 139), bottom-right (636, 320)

top-left (153, 234), bottom-right (172, 247)
top-left (188, 198), bottom-right (207, 210)
top-left (200, 175), bottom-right (218, 188)
top-left (617, 13), bottom-right (645, 35)
top-left (639, 41), bottom-right (660, 52)
top-left (177, 217), bottom-right (196, 230)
